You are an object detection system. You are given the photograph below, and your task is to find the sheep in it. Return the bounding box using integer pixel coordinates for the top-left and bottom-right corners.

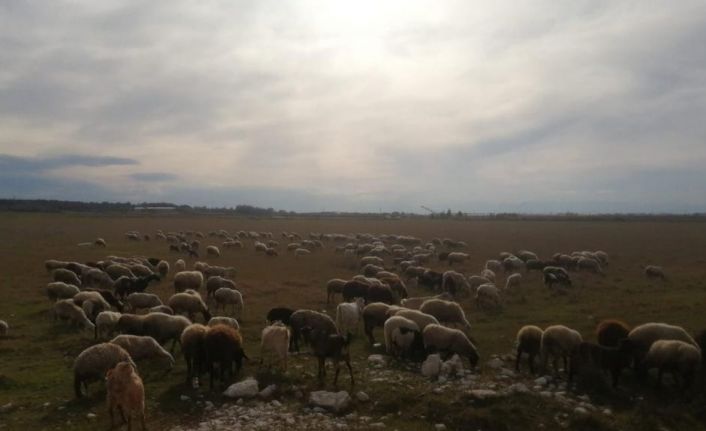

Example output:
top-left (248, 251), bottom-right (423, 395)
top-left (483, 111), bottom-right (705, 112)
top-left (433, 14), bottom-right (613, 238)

top-left (517, 250), bottom-right (538, 262)
top-left (126, 293), bottom-right (162, 312)
top-left (422, 324), bottom-right (479, 368)
top-left (503, 256), bottom-right (525, 273)
top-left (73, 343), bottom-right (134, 398)
top-left (577, 257), bottom-right (604, 275)
top-left (96, 311), bottom-right (122, 340)
top-left (208, 316), bottom-right (240, 330)
top-left (115, 314), bottom-right (148, 337)
top-left (168, 292), bottom-right (212, 322)
top-left (505, 273), bottom-right (522, 291)
top-left (206, 245), bottom-right (221, 257)
top-left (180, 323), bottom-right (209, 384)
top-left (515, 325), bottom-right (543, 373)
top-left (141, 313), bottom-right (192, 351)
top-left (543, 266), bottom-right (572, 290)
top-left (419, 299), bottom-right (471, 329)
top-left (480, 269), bottom-right (496, 283)
top-left (302, 326), bottom-right (354, 387)
top-left (110, 335), bottom-right (175, 368)
top-left (342, 280), bottom-right (370, 302)
top-left (263, 308), bottom-right (292, 328)
top-left (115, 274), bottom-right (161, 299)
top-left (105, 361), bottom-right (146, 431)
top-left (0, 320), bottom-right (8, 337)
top-left (366, 284), bottom-right (395, 305)
top-left (362, 302), bottom-right (399, 345)
top-left (174, 271), bottom-right (204, 293)
top-left (203, 265), bottom-right (237, 279)
top-left (596, 319), bottom-right (631, 348)
top-left (294, 248), bottom-right (311, 257)
top-left (326, 278), bottom-right (347, 304)
top-left (335, 298), bottom-right (365, 337)
top-left (595, 250), bottom-right (609, 266)
top-left (156, 260), bottom-right (169, 278)
top-left (206, 276), bottom-right (237, 298)
top-left (447, 252), bottom-right (469, 265)
top-left (53, 268), bottom-right (82, 287)
top-left (418, 270), bottom-right (443, 290)
top-left (569, 341), bottom-right (633, 388)
top-left (475, 283), bottom-right (502, 311)
top-left (45, 259), bottom-right (69, 272)
top-left (261, 322), bottom-right (290, 371)
top-left (289, 309), bottom-right (337, 352)
top-left (627, 322), bottom-right (697, 371)
top-left (82, 268), bottom-right (114, 289)
top-left (130, 264), bottom-right (154, 278)
top-left (643, 340), bottom-right (701, 388)
top-left (485, 259), bottom-right (502, 273)
top-left (468, 275), bottom-right (492, 291)
top-left (73, 291), bottom-right (112, 316)
top-left (47, 282), bottom-right (80, 301)
top-left (540, 325), bottom-right (583, 375)
top-left (204, 324), bottom-right (247, 389)
top-left (149, 305), bottom-right (173, 315)
top-left (645, 265), bottom-right (666, 281)
top-left (54, 299), bottom-right (95, 332)
top-left (174, 259), bottom-right (186, 273)
top-left (383, 315), bottom-right (424, 359)
top-left (360, 256), bottom-right (384, 267)
top-left (213, 287), bottom-right (244, 317)
top-left (393, 309), bottom-right (440, 332)
top-left (441, 271), bottom-right (471, 296)
top-left (400, 293), bottom-right (452, 310)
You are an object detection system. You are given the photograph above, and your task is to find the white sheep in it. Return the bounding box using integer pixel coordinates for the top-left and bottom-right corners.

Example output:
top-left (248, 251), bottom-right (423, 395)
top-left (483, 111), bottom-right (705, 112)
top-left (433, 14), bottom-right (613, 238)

top-left (207, 316), bottom-right (240, 330)
top-left (485, 259), bottom-right (502, 273)
top-left (174, 271), bottom-right (204, 293)
top-left (392, 308), bottom-right (439, 332)
top-left (335, 298), bottom-right (365, 336)
top-left (174, 259), bottom-right (186, 273)
top-left (261, 322), bottom-right (290, 371)
top-left (422, 324), bottom-right (479, 368)
top-left (110, 334), bottom-right (175, 368)
top-left (540, 325), bottom-right (583, 375)
top-left (441, 271), bottom-right (471, 296)
top-left (643, 339), bottom-right (701, 387)
top-left (126, 293), bottom-right (162, 312)
top-left (505, 273), bottom-right (522, 291)
top-left (515, 325), bottom-right (543, 373)
top-left (480, 269), bottom-right (496, 283)
top-left (95, 311), bottom-right (122, 340)
top-left (141, 312), bottom-right (192, 351)
top-left (73, 343), bottom-right (134, 398)
top-left (645, 265), bottom-right (666, 281)
top-left (45, 259), bottom-right (69, 272)
top-left (47, 282), bottom-right (80, 301)
top-left (156, 260), bottom-right (170, 277)
top-left (168, 292), bottom-right (211, 322)
top-left (326, 278), bottom-right (347, 304)
top-left (475, 283), bottom-right (502, 311)
top-left (627, 322), bottom-right (697, 365)
top-left (206, 276), bottom-right (237, 298)
top-left (294, 248), bottom-right (311, 258)
top-left (447, 252), bottom-right (469, 265)
top-left (419, 299), bottom-right (471, 330)
top-left (206, 245), bottom-right (221, 257)
top-left (0, 320), bottom-right (8, 337)
top-left (54, 299), bottom-right (95, 332)
top-left (468, 275), bottom-right (492, 291)
top-left (213, 287), bottom-right (244, 317)
top-left (400, 293), bottom-right (451, 310)
top-left (53, 268), bottom-right (82, 287)
top-left (384, 315), bottom-right (421, 357)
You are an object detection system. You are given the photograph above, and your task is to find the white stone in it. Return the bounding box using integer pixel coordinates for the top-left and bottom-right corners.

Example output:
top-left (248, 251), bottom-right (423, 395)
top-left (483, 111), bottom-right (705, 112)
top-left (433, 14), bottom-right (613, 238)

top-left (486, 358), bottom-right (504, 369)
top-left (309, 391), bottom-right (351, 413)
top-left (368, 354), bottom-right (387, 367)
top-left (356, 391), bottom-right (370, 402)
top-left (259, 384), bottom-right (277, 398)
top-left (223, 378), bottom-right (259, 398)
top-left (180, 395), bottom-right (190, 401)
top-left (467, 389), bottom-right (500, 400)
top-left (574, 407), bottom-right (589, 415)
top-left (86, 413), bottom-right (97, 419)
top-left (421, 354), bottom-right (442, 378)
top-left (435, 424), bottom-right (447, 431)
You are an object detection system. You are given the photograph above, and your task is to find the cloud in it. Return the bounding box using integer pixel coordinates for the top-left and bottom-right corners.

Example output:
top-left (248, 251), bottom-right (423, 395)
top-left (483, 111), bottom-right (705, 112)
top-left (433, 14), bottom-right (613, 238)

top-left (129, 172), bottom-right (178, 182)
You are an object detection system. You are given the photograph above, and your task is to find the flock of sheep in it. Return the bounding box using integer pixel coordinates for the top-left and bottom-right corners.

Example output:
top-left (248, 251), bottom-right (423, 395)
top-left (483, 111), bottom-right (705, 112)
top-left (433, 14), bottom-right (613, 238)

top-left (2, 226), bottom-right (690, 429)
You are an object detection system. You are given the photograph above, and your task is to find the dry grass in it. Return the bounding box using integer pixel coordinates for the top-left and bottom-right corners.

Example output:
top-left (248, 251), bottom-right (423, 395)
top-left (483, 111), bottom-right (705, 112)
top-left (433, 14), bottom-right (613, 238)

top-left (1, 212), bottom-right (706, 430)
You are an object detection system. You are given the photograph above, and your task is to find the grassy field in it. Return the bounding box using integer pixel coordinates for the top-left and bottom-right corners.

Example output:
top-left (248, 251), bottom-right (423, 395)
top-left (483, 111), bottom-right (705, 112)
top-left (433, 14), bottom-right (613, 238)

top-left (1, 212), bottom-right (706, 430)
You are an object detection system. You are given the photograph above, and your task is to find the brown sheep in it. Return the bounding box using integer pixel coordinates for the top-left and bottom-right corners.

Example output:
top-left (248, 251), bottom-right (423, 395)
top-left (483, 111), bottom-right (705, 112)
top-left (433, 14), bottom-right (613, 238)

top-left (204, 324), bottom-right (247, 389)
top-left (596, 319), bottom-right (631, 347)
top-left (106, 361), bottom-right (146, 430)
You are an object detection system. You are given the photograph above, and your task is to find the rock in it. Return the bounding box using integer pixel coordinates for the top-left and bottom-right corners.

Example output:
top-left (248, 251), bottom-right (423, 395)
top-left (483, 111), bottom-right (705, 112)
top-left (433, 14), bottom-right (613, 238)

top-left (499, 368), bottom-right (515, 377)
top-left (508, 383), bottom-right (530, 394)
top-left (441, 354), bottom-right (464, 378)
top-left (574, 407), bottom-right (589, 416)
top-left (368, 354), bottom-right (386, 367)
top-left (86, 413), bottom-right (97, 420)
top-left (421, 354), bottom-right (442, 378)
top-left (271, 400), bottom-right (282, 408)
top-left (486, 358), bottom-right (504, 369)
top-left (223, 378), bottom-right (259, 398)
top-left (603, 408), bottom-right (612, 415)
top-left (356, 391), bottom-right (370, 402)
top-left (539, 391), bottom-right (552, 398)
top-left (180, 395), bottom-right (191, 401)
top-left (259, 384), bottom-right (277, 399)
top-left (534, 376), bottom-right (549, 386)
top-left (467, 389), bottom-right (500, 400)
top-left (309, 391), bottom-right (351, 413)
top-left (435, 424), bottom-right (447, 431)
top-left (370, 423), bottom-right (385, 429)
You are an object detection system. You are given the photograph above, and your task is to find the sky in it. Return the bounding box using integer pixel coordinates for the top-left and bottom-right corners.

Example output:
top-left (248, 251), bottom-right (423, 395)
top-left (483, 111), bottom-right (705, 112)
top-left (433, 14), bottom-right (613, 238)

top-left (1, 1), bottom-right (705, 213)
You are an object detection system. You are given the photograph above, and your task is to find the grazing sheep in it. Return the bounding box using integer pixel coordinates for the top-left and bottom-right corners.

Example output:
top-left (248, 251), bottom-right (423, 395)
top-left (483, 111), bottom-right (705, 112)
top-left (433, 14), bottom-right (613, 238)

top-left (362, 302), bottom-right (400, 345)
top-left (643, 340), bottom-right (701, 388)
top-left (114, 274), bottom-right (161, 299)
top-left (294, 248), bottom-right (311, 257)
top-left (208, 316), bottom-right (240, 330)
top-left (335, 298), bottom-right (365, 337)
top-left (266, 307), bottom-right (294, 326)
top-left (149, 305), bottom-right (173, 315)
top-left (261, 322), bottom-right (290, 371)
top-left (447, 252), bottom-right (470, 266)
top-left (181, 323), bottom-right (208, 384)
top-left (441, 271), bottom-right (471, 296)
top-left (361, 263), bottom-right (384, 278)
top-left (53, 268), bottom-right (82, 287)
top-left (503, 256), bottom-right (525, 272)
top-left (516, 250), bottom-right (538, 262)
top-left (569, 341), bottom-right (633, 388)
top-left (645, 265), bottom-right (666, 281)
top-left (204, 324), bottom-right (246, 389)
top-left (156, 260), bottom-right (170, 277)
top-left (383, 316), bottom-right (424, 359)
top-left (141, 313), bottom-right (192, 351)
top-left (110, 335), bottom-right (175, 368)
top-left (627, 322), bottom-right (697, 370)
top-left (213, 287), bottom-right (244, 317)
top-left (540, 325), bottom-right (583, 375)
top-left (392, 309), bottom-right (439, 332)
top-left (485, 260), bottom-right (502, 273)
top-left (422, 324), bottom-right (479, 368)
top-left (468, 275), bottom-right (492, 291)
top-left (475, 283), bottom-right (502, 311)
top-left (360, 256), bottom-right (385, 267)
top-left (480, 269), bottom-right (496, 283)
top-left (126, 293), bottom-right (162, 312)
top-left (54, 299), bottom-right (95, 332)
top-left (47, 282), bottom-right (80, 301)
top-left (326, 278), bottom-right (347, 304)
top-left (366, 284), bottom-right (395, 305)
top-left (342, 280), bottom-right (370, 302)
top-left (418, 270), bottom-right (443, 291)
top-left (202, 265), bottom-right (236, 279)
top-left (505, 273), bottom-right (522, 291)
top-left (596, 319), bottom-right (631, 348)
top-left (174, 259), bottom-right (186, 273)
top-left (115, 314), bottom-right (148, 337)
top-left (289, 310), bottom-right (337, 352)
top-left (595, 250), bottom-right (609, 266)
top-left (515, 325), bottom-right (543, 373)
top-left (105, 361), bottom-right (146, 431)
top-left (168, 292), bottom-right (212, 322)
top-left (73, 343), bottom-right (134, 398)
top-left (577, 257), bottom-right (604, 275)
top-left (95, 311), bottom-right (122, 340)
top-left (543, 266), bottom-right (572, 290)
top-left (206, 276), bottom-right (237, 299)
top-left (302, 327), bottom-right (354, 387)
top-left (82, 268), bottom-right (114, 289)
top-left (400, 293), bottom-right (452, 310)
top-left (174, 271), bottom-right (204, 293)
top-left (45, 259), bottom-right (69, 272)
top-left (419, 299), bottom-right (471, 329)
top-left (130, 264), bottom-right (154, 278)
top-left (0, 320), bottom-right (8, 337)
top-left (206, 245), bottom-right (221, 257)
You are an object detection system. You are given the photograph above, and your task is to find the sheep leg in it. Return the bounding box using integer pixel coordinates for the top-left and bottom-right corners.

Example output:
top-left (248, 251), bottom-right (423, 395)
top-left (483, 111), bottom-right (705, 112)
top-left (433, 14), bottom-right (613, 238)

top-left (515, 347), bottom-right (522, 371)
top-left (317, 357), bottom-right (325, 382)
top-left (139, 410), bottom-right (146, 431)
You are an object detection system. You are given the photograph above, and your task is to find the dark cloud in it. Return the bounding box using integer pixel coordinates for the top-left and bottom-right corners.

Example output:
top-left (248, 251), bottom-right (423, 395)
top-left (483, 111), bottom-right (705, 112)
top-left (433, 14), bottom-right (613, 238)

top-left (0, 154), bottom-right (137, 173)
top-left (129, 172), bottom-right (178, 182)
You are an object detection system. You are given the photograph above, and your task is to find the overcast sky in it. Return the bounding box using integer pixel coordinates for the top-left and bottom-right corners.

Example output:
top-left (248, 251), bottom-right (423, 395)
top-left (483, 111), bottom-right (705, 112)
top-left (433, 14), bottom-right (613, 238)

top-left (1, 1), bottom-right (705, 213)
